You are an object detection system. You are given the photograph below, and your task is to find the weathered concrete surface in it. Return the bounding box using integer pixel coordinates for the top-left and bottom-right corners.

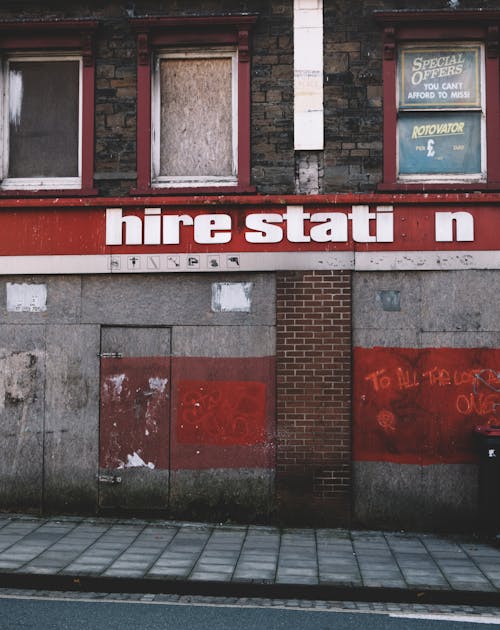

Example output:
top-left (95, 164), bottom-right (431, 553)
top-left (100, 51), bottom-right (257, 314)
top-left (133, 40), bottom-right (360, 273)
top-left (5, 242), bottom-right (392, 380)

top-left (169, 469), bottom-right (275, 524)
top-left (353, 270), bottom-right (500, 348)
top-left (0, 274), bottom-right (276, 519)
top-left (353, 462), bottom-right (478, 531)
top-left (0, 325), bottom-right (45, 510)
top-left (81, 274), bottom-right (275, 326)
top-left (171, 325), bottom-right (275, 357)
top-left (43, 325), bottom-right (100, 513)
top-left (352, 270), bottom-right (500, 530)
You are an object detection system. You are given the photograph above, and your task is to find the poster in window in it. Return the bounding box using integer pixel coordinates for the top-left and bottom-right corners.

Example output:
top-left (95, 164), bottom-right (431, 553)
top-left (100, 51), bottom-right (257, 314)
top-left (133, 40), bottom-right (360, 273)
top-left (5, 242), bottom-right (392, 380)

top-left (398, 111), bottom-right (481, 175)
top-left (399, 45), bottom-right (481, 109)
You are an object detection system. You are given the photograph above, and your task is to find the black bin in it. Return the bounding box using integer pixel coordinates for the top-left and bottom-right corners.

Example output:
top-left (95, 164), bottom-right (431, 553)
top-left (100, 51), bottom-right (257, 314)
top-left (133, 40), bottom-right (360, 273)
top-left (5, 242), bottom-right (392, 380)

top-left (474, 425), bottom-right (500, 532)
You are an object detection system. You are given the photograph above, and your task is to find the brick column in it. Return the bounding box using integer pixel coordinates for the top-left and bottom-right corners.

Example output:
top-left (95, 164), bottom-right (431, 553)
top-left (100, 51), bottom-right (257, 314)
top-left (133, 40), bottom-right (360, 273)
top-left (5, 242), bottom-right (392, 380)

top-left (276, 270), bottom-right (352, 526)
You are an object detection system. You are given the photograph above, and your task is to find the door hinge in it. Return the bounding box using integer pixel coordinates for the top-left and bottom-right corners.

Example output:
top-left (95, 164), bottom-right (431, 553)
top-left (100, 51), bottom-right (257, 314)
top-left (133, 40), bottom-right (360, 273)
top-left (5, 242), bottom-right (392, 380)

top-left (98, 474), bottom-right (122, 484)
top-left (98, 352), bottom-right (123, 359)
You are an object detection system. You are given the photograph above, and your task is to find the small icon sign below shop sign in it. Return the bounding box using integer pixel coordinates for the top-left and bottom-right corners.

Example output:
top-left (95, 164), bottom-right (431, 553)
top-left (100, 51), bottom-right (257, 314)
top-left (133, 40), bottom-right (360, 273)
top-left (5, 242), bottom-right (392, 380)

top-left (489, 449), bottom-right (497, 458)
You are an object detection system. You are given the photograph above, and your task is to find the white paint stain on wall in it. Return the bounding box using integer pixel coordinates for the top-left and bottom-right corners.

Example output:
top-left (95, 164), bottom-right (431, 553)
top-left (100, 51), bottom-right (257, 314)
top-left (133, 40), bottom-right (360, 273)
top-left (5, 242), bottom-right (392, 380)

top-left (9, 70), bottom-right (23, 128)
top-left (148, 377), bottom-right (168, 392)
top-left (119, 452), bottom-right (155, 469)
top-left (6, 283), bottom-right (47, 312)
top-left (211, 282), bottom-right (253, 312)
top-left (107, 374), bottom-right (126, 396)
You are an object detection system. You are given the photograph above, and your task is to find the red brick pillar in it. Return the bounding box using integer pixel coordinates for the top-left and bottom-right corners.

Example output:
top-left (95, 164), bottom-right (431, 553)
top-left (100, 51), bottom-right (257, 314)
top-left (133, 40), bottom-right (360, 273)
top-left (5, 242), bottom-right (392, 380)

top-left (276, 270), bottom-right (352, 526)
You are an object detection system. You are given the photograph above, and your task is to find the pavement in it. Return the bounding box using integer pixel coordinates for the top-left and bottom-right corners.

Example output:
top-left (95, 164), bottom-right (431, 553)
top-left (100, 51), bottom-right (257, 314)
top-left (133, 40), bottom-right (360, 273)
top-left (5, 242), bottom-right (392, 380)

top-left (0, 513), bottom-right (499, 606)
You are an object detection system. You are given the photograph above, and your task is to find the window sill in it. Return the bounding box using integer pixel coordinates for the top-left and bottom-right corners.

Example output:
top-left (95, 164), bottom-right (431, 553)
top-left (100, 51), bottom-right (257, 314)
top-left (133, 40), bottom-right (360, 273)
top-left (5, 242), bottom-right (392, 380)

top-left (377, 181), bottom-right (500, 193)
top-left (130, 184), bottom-right (257, 196)
top-left (0, 187), bottom-right (99, 198)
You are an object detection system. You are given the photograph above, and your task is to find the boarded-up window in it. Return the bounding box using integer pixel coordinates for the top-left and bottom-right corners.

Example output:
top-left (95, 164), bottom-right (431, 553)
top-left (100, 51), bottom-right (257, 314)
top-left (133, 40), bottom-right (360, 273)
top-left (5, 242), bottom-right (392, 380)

top-left (7, 59), bottom-right (80, 179)
top-left (152, 50), bottom-right (237, 186)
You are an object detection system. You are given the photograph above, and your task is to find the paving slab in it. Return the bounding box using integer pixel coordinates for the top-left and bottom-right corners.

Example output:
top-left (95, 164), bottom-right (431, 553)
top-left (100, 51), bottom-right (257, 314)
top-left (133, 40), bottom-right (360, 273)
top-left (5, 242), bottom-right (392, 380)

top-left (0, 514), bottom-right (497, 605)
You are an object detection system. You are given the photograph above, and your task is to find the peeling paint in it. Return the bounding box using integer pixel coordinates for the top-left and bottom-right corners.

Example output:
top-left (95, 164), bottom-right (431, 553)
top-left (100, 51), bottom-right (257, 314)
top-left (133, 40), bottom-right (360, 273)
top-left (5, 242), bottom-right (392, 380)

top-left (106, 374), bottom-right (126, 396)
top-left (8, 70), bottom-right (23, 128)
top-left (119, 451), bottom-right (155, 469)
top-left (148, 376), bottom-right (168, 391)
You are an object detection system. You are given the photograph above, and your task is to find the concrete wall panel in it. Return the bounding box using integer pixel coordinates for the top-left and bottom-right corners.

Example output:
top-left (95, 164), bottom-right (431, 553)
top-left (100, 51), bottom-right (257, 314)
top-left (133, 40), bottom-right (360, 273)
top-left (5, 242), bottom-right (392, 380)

top-left (43, 325), bottom-right (100, 513)
top-left (353, 272), bottom-right (422, 348)
top-left (353, 462), bottom-right (477, 531)
top-left (1, 277), bottom-right (81, 324)
top-left (354, 271), bottom-right (500, 349)
top-left (0, 325), bottom-right (46, 510)
top-left (170, 469), bottom-right (275, 523)
top-left (353, 270), bottom-right (500, 530)
top-left (172, 325), bottom-right (275, 357)
top-left (81, 274), bottom-right (275, 327)
top-left (419, 271), bottom-right (500, 334)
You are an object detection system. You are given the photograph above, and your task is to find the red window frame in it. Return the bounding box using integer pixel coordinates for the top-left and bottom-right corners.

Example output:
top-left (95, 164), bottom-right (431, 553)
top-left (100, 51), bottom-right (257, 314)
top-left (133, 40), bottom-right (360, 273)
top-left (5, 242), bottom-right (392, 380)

top-left (0, 19), bottom-right (98, 197)
top-left (376, 11), bottom-right (500, 192)
top-left (130, 15), bottom-right (257, 195)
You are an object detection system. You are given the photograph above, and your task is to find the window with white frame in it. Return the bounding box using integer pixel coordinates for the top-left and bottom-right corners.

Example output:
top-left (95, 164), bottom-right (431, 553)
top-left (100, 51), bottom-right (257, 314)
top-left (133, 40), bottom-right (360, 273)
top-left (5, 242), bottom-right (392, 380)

top-left (152, 48), bottom-right (238, 188)
top-left (397, 42), bottom-right (485, 183)
top-left (2, 54), bottom-right (82, 190)
top-left (0, 19), bottom-right (97, 195)
top-left (376, 10), bottom-right (500, 191)
top-left (131, 15), bottom-right (256, 195)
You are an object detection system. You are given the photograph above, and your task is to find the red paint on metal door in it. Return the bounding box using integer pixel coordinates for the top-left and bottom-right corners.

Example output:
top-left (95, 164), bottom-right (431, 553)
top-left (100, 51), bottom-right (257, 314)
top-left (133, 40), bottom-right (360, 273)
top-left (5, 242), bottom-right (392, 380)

top-left (100, 356), bottom-right (170, 470)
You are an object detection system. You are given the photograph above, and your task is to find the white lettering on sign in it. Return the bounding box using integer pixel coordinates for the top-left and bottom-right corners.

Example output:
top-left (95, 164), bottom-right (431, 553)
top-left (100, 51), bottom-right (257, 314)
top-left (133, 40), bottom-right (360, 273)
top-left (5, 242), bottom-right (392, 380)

top-left (435, 212), bottom-right (474, 242)
top-left (411, 53), bottom-right (465, 86)
top-left (105, 206), bottom-right (475, 246)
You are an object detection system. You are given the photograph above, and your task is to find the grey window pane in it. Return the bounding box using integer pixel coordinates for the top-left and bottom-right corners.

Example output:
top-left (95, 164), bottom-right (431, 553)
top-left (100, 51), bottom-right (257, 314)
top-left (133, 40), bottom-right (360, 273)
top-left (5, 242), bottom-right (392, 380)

top-left (159, 57), bottom-right (233, 178)
top-left (8, 60), bottom-right (79, 178)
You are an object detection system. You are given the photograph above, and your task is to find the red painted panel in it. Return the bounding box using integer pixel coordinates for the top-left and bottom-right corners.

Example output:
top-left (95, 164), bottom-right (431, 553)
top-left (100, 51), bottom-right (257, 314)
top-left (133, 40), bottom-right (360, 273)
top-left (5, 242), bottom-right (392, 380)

top-left (2, 199), bottom-right (500, 256)
top-left (353, 347), bottom-right (500, 465)
top-left (99, 357), bottom-right (170, 470)
top-left (177, 380), bottom-right (267, 446)
top-left (170, 357), bottom-right (275, 470)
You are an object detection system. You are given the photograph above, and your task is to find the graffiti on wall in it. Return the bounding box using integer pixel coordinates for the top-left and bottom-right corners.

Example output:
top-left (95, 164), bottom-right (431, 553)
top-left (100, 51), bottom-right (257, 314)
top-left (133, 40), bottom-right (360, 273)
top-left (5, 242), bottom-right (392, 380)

top-left (177, 380), bottom-right (267, 446)
top-left (353, 347), bottom-right (500, 465)
top-left (170, 356), bottom-right (275, 471)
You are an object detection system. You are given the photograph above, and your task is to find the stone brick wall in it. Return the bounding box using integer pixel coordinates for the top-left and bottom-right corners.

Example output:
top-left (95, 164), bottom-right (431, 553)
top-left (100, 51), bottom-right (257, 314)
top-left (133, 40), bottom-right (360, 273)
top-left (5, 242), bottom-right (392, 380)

top-left (275, 270), bottom-right (352, 526)
top-left (0, 0), bottom-right (294, 196)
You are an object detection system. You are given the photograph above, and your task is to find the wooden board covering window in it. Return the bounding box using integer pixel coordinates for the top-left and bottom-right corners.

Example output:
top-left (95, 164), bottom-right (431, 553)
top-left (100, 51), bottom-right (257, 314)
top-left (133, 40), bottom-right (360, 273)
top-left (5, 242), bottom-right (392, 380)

top-left (159, 57), bottom-right (233, 178)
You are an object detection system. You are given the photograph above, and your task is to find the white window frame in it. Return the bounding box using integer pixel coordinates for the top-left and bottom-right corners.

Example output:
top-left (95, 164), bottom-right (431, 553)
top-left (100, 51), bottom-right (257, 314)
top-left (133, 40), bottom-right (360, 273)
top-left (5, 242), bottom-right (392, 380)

top-left (151, 47), bottom-right (238, 188)
top-left (0, 53), bottom-right (83, 191)
top-left (396, 42), bottom-right (486, 184)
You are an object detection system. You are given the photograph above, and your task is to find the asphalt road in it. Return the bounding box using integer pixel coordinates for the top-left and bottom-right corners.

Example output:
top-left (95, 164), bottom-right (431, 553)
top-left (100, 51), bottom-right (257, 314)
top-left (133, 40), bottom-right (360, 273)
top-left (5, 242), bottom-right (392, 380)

top-left (1, 594), bottom-right (500, 630)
